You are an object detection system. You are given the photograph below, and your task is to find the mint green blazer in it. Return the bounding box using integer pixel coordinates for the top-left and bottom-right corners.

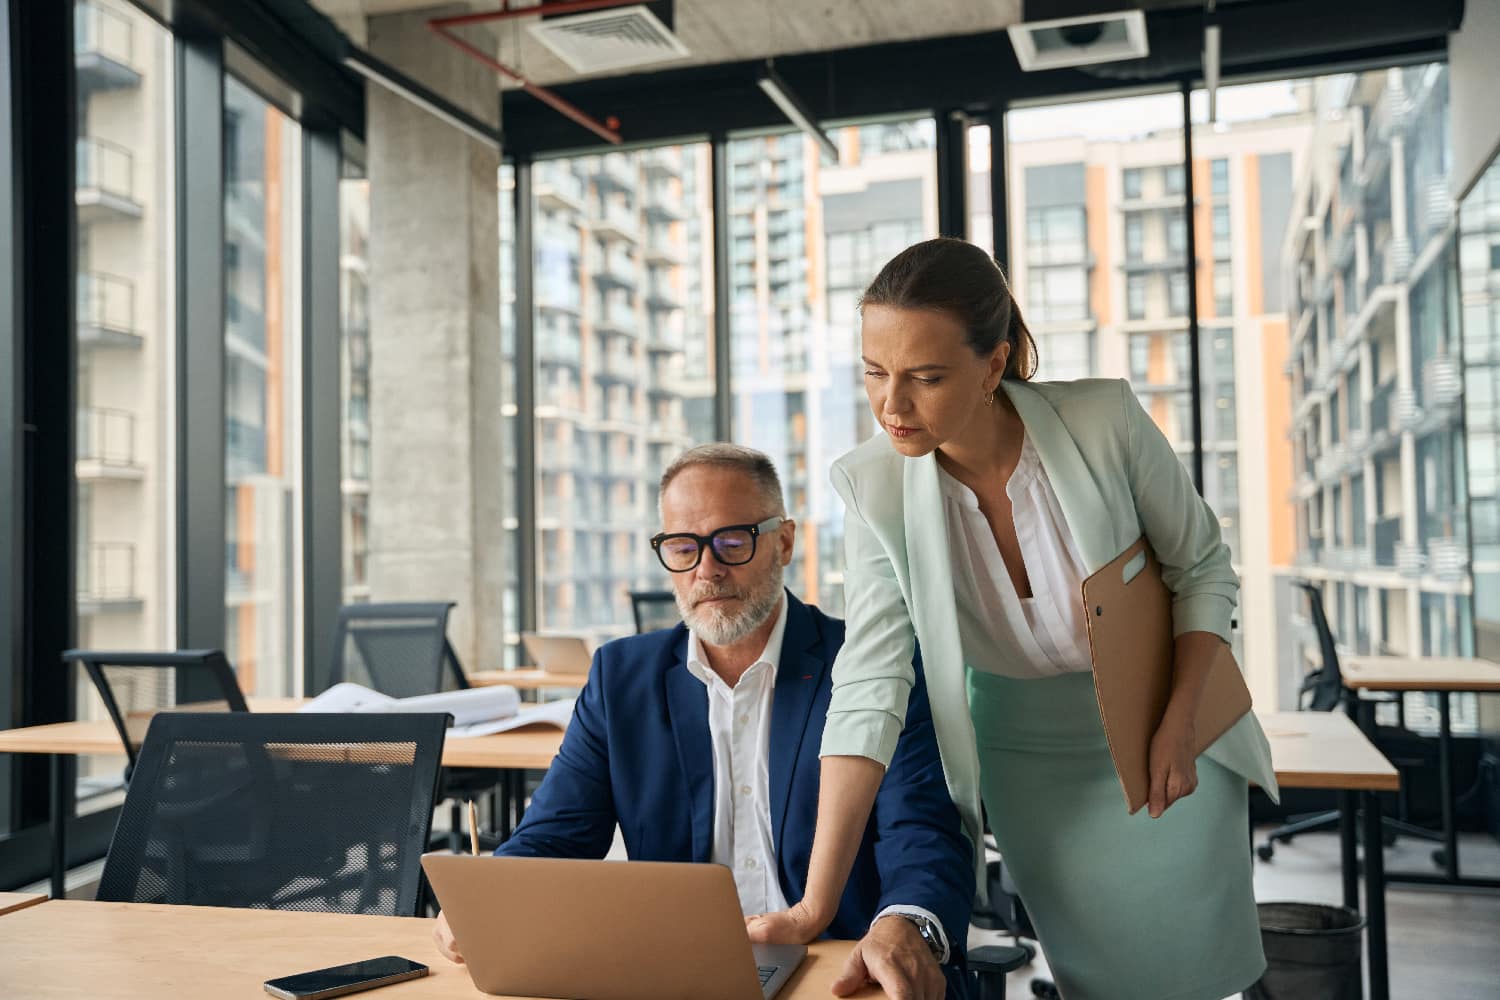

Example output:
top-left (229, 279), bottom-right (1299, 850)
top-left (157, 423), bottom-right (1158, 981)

top-left (820, 377), bottom-right (1280, 887)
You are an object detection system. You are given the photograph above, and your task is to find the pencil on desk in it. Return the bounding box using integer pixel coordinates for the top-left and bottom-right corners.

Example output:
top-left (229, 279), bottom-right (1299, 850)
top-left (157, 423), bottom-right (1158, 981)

top-left (467, 800), bottom-right (480, 857)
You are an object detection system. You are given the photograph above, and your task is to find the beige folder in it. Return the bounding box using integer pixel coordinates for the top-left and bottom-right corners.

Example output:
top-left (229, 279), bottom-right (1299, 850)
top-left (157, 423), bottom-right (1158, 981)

top-left (1081, 535), bottom-right (1253, 814)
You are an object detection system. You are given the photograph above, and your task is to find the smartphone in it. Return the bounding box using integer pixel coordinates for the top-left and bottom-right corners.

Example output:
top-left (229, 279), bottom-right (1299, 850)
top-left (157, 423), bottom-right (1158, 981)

top-left (263, 956), bottom-right (429, 1000)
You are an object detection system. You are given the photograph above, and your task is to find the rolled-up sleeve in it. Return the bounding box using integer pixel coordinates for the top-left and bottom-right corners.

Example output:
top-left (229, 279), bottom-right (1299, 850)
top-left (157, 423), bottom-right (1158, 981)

top-left (1121, 380), bottom-right (1239, 642)
top-left (820, 461), bottom-right (917, 769)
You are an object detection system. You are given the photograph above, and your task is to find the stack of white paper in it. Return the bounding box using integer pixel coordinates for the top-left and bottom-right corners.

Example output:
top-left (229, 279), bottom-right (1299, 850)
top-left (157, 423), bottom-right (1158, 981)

top-left (447, 697), bottom-right (577, 739)
top-left (299, 682), bottom-right (523, 728)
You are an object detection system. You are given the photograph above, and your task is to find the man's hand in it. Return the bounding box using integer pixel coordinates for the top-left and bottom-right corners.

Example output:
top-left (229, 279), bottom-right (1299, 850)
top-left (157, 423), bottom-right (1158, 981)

top-left (831, 915), bottom-right (946, 1000)
top-left (432, 911), bottom-right (464, 964)
top-left (745, 898), bottom-right (832, 945)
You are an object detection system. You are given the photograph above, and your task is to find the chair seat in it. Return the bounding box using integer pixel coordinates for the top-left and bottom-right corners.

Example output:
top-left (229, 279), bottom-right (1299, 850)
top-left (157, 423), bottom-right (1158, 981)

top-left (970, 943), bottom-right (1032, 975)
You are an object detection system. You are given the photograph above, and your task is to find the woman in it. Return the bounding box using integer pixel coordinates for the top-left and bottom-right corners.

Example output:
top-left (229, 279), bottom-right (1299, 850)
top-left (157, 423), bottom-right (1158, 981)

top-left (749, 238), bottom-right (1279, 1000)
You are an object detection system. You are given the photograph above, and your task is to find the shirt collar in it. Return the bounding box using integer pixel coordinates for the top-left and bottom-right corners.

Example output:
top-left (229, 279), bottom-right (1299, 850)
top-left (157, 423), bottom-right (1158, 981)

top-left (685, 592), bottom-right (789, 691)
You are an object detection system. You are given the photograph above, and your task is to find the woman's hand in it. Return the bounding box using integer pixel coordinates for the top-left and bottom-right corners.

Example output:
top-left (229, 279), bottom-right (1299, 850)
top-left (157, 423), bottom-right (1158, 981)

top-left (745, 898), bottom-right (834, 945)
top-left (1146, 708), bottom-right (1198, 818)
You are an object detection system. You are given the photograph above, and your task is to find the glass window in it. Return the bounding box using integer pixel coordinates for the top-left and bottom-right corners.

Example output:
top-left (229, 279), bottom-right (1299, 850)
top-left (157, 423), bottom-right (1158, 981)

top-left (1167, 215), bottom-right (1187, 256)
top-left (1125, 215), bottom-right (1144, 261)
top-left (1168, 270), bottom-right (1189, 317)
top-left (1127, 274), bottom-right (1147, 320)
top-left (1211, 157), bottom-right (1229, 196)
top-left (1164, 163), bottom-right (1185, 195)
top-left (531, 145), bottom-right (714, 640)
top-left (730, 118), bottom-right (936, 611)
top-left (1212, 204), bottom-right (1232, 259)
top-left (224, 74), bottom-right (303, 698)
top-left (340, 158), bottom-right (370, 605)
top-left (1214, 261), bottom-right (1233, 316)
top-left (967, 123), bottom-right (993, 255)
top-left (1123, 167), bottom-right (1143, 200)
top-left (73, 0), bottom-right (176, 812)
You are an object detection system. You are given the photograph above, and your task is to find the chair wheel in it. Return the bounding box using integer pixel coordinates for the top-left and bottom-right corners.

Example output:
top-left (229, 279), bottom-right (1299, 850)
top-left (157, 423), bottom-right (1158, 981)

top-left (1031, 980), bottom-right (1061, 999)
top-left (1257, 843), bottom-right (1275, 862)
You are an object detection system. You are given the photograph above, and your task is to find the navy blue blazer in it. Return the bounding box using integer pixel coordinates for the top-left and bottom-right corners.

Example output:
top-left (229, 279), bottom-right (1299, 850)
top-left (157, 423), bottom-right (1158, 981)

top-left (497, 592), bottom-right (974, 958)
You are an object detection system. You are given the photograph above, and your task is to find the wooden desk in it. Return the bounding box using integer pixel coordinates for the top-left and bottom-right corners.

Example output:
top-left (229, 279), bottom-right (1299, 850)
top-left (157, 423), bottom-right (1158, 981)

top-left (1343, 655), bottom-right (1500, 892)
top-left (0, 891), bottom-right (45, 916)
top-left (0, 899), bottom-right (880, 999)
top-left (0, 700), bottom-right (564, 901)
top-left (467, 669), bottom-right (588, 691)
top-left (1260, 710), bottom-right (1399, 1000)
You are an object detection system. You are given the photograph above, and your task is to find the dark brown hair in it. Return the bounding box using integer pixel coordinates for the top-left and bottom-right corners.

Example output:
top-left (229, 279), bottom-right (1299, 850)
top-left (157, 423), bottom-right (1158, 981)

top-left (859, 237), bottom-right (1038, 380)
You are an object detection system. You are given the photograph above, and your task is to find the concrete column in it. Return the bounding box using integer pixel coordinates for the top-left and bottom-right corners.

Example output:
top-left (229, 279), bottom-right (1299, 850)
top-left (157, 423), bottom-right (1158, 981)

top-left (365, 8), bottom-right (506, 671)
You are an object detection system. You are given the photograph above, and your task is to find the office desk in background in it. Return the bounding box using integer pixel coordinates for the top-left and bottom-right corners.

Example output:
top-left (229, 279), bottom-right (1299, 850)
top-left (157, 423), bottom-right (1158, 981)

top-left (468, 668), bottom-right (588, 692)
top-left (0, 899), bottom-right (882, 999)
top-left (0, 891), bottom-right (45, 916)
top-left (1261, 710), bottom-right (1400, 1000)
top-left (0, 697), bottom-right (565, 901)
top-left (1343, 655), bottom-right (1500, 891)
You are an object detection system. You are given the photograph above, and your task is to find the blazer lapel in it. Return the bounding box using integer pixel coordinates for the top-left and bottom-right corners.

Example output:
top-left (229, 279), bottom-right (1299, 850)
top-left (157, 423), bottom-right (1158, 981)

top-left (664, 634), bottom-right (715, 864)
top-left (1001, 379), bottom-right (1120, 572)
top-left (769, 597), bottom-right (825, 854)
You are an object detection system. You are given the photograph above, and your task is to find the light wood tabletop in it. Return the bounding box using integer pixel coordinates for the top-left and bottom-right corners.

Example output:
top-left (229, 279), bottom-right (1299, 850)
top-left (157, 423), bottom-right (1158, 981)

top-left (1341, 655), bottom-right (1500, 691)
top-left (467, 669), bottom-right (588, 690)
top-left (0, 697), bottom-right (565, 772)
top-left (0, 899), bottom-right (881, 999)
top-left (0, 891), bottom-right (45, 917)
top-left (1259, 710), bottom-right (1400, 791)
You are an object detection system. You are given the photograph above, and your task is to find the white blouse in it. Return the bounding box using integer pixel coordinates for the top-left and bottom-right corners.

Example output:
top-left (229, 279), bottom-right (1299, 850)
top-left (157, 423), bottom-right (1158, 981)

top-left (936, 434), bottom-right (1096, 678)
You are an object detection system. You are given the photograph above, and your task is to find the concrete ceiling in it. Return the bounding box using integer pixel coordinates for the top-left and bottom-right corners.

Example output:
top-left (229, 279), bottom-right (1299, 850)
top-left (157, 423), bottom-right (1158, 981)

top-left (312, 0), bottom-right (1026, 86)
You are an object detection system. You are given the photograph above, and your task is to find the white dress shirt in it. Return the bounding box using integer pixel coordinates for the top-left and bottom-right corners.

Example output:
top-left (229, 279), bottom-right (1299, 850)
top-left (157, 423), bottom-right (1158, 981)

top-left (937, 433), bottom-right (1096, 678)
top-left (685, 596), bottom-right (951, 962)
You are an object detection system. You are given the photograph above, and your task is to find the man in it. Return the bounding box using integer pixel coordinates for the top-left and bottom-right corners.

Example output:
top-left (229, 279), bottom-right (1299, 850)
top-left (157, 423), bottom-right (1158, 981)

top-left (435, 444), bottom-right (973, 1000)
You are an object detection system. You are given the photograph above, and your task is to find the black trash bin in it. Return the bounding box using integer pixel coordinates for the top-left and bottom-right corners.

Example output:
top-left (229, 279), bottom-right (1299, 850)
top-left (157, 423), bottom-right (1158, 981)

top-left (1245, 902), bottom-right (1365, 1000)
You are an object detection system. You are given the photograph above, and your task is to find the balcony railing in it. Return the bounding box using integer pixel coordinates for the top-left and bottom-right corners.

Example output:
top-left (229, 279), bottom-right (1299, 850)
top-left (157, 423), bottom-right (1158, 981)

top-left (79, 542), bottom-right (136, 603)
top-left (75, 1), bottom-right (134, 70)
top-left (1427, 537), bottom-right (1469, 582)
top-left (1369, 379), bottom-right (1395, 437)
top-left (76, 137), bottom-right (134, 200)
top-left (77, 406), bottom-right (136, 466)
top-left (1420, 354), bottom-right (1462, 411)
top-left (77, 271), bottom-right (135, 334)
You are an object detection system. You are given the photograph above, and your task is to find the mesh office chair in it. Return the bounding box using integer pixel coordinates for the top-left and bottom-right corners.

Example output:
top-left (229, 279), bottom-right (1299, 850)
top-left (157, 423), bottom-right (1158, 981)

top-left (97, 712), bottom-right (448, 916)
top-left (628, 590), bottom-right (680, 634)
top-left (61, 649), bottom-right (248, 779)
top-left (1257, 581), bottom-right (1439, 861)
top-left (328, 602), bottom-right (495, 853)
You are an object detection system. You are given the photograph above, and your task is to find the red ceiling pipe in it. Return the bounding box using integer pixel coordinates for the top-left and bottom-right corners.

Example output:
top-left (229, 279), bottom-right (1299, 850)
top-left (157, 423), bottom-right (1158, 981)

top-left (428, 1), bottom-right (636, 145)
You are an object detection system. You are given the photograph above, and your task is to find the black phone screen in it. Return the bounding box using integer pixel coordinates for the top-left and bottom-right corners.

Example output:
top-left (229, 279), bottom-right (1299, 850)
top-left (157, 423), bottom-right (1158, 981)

top-left (264, 956), bottom-right (428, 999)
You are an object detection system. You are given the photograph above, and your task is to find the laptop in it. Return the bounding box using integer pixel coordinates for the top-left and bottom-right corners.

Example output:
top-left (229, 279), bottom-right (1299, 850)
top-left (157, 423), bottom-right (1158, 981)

top-left (421, 855), bottom-right (806, 1000)
top-left (520, 633), bottom-right (594, 676)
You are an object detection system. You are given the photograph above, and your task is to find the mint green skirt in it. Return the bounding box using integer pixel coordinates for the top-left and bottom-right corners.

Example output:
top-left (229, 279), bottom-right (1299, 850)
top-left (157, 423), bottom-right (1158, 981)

top-left (968, 669), bottom-right (1265, 1000)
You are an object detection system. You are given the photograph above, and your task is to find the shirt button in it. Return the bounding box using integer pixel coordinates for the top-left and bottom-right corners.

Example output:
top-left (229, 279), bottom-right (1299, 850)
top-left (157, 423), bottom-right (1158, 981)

top-left (740, 784), bottom-right (752, 796)
top-left (743, 857), bottom-right (757, 869)
top-left (739, 714), bottom-right (749, 725)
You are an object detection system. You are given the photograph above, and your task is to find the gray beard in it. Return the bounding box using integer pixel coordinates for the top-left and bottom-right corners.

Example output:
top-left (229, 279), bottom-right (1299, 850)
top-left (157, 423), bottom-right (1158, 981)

top-left (678, 564), bottom-right (785, 647)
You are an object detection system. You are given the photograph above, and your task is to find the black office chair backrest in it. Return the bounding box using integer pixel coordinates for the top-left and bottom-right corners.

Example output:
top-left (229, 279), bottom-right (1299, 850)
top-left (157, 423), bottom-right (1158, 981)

top-left (97, 711), bottom-right (449, 916)
top-left (62, 649), bottom-right (248, 774)
top-left (629, 590), bottom-right (680, 634)
top-left (329, 602), bottom-right (467, 699)
top-left (1294, 581), bottom-right (1346, 712)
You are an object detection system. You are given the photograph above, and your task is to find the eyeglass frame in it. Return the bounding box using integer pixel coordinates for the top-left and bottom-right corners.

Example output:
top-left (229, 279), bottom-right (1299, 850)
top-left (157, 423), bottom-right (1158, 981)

top-left (649, 516), bottom-right (786, 573)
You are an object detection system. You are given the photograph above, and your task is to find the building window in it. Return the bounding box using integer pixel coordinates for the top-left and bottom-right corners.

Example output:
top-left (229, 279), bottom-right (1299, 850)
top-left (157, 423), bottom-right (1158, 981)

top-left (1043, 331), bottom-right (1093, 380)
top-left (1026, 205), bottom-right (1087, 264)
top-left (1214, 262), bottom-right (1233, 315)
top-left (1168, 271), bottom-right (1189, 317)
top-left (1212, 204), bottom-right (1232, 259)
top-left (1123, 167), bottom-right (1143, 200)
top-left (1211, 157), bottom-right (1229, 196)
top-left (1129, 335), bottom-right (1150, 381)
top-left (1127, 274), bottom-right (1147, 320)
top-left (1025, 266), bottom-right (1089, 323)
top-left (1164, 164), bottom-right (1185, 195)
top-left (1125, 215), bottom-right (1144, 261)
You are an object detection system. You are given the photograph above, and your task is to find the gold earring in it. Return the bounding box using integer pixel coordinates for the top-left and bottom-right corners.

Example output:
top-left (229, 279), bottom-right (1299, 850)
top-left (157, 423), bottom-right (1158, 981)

top-left (984, 390), bottom-right (996, 407)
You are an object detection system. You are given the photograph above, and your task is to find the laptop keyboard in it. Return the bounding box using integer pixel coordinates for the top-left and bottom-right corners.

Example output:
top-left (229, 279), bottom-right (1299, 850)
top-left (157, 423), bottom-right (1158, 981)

top-left (757, 965), bottom-right (778, 986)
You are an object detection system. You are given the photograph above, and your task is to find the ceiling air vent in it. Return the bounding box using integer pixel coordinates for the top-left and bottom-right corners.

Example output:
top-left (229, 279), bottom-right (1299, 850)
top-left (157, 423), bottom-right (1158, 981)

top-left (528, 4), bottom-right (690, 75)
top-left (1008, 9), bottom-right (1149, 72)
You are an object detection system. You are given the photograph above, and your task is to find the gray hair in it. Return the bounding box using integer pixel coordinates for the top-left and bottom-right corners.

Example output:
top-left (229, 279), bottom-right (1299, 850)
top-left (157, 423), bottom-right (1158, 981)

top-left (658, 443), bottom-right (787, 520)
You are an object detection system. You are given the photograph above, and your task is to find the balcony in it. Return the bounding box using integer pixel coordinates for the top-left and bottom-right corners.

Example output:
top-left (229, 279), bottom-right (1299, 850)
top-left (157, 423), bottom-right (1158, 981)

top-left (1427, 536), bottom-right (1469, 582)
top-left (78, 542), bottom-right (141, 614)
top-left (593, 152), bottom-right (636, 191)
top-left (77, 272), bottom-right (142, 349)
top-left (1368, 380), bottom-right (1395, 441)
top-left (591, 249), bottom-right (637, 290)
top-left (594, 303), bottom-right (638, 337)
top-left (76, 138), bottom-right (142, 223)
top-left (1396, 542), bottom-right (1427, 578)
top-left (75, 2), bottom-right (140, 92)
top-left (1420, 354), bottom-right (1462, 412)
top-left (591, 200), bottom-right (639, 243)
top-left (536, 169), bottom-right (586, 212)
top-left (643, 186), bottom-right (684, 222)
top-left (642, 148), bottom-right (683, 178)
top-left (645, 277), bottom-right (682, 311)
top-left (537, 333), bottom-right (582, 368)
top-left (595, 351), bottom-right (640, 384)
top-left (77, 406), bottom-right (142, 480)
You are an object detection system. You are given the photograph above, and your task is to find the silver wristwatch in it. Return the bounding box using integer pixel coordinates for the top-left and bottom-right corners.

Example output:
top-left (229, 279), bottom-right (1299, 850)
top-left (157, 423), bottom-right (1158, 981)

top-left (898, 913), bottom-right (945, 962)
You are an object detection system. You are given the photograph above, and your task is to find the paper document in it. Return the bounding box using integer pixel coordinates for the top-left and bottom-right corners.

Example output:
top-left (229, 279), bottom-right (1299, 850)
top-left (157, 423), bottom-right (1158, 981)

top-left (448, 697), bottom-right (577, 739)
top-left (300, 682), bottom-right (522, 728)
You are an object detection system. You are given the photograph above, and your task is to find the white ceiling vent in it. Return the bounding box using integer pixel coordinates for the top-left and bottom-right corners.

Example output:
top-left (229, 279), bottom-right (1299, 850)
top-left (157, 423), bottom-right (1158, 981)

top-left (1008, 10), bottom-right (1149, 72)
top-left (528, 5), bottom-right (690, 75)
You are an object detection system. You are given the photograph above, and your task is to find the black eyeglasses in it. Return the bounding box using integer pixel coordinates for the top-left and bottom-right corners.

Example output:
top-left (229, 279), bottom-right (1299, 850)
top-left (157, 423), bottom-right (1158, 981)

top-left (650, 516), bottom-right (784, 573)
